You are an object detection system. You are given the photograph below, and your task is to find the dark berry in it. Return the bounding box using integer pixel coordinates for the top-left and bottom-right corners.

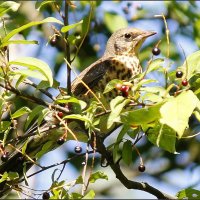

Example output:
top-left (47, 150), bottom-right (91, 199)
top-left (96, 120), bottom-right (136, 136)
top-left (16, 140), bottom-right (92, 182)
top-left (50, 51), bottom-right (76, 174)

top-left (57, 111), bottom-right (63, 118)
top-left (1, 153), bottom-right (8, 162)
top-left (123, 7), bottom-right (129, 14)
top-left (50, 36), bottom-right (57, 46)
top-left (182, 79), bottom-right (188, 86)
top-left (176, 71), bottom-right (183, 78)
top-left (42, 192), bottom-right (50, 200)
top-left (74, 146), bottom-right (82, 153)
top-left (120, 85), bottom-right (129, 97)
top-left (138, 164), bottom-right (145, 172)
top-left (152, 47), bottom-right (161, 56)
top-left (57, 137), bottom-right (65, 145)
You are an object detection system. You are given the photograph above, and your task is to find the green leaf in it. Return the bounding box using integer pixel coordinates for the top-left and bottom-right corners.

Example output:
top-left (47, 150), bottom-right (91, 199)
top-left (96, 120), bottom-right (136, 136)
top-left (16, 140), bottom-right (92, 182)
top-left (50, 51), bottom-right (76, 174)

top-left (140, 86), bottom-right (167, 97)
top-left (146, 58), bottom-right (164, 74)
top-left (0, 172), bottom-right (8, 183)
top-left (35, 0), bottom-right (56, 10)
top-left (193, 111), bottom-right (200, 122)
top-left (61, 20), bottom-right (83, 33)
top-left (113, 143), bottom-right (121, 163)
top-left (35, 141), bottom-right (54, 159)
top-left (15, 75), bottom-right (26, 88)
top-left (1, 17), bottom-right (63, 45)
top-left (75, 175), bottom-right (83, 184)
top-left (141, 93), bottom-right (163, 103)
top-left (117, 125), bottom-right (130, 142)
top-left (179, 50), bottom-right (200, 80)
top-left (0, 1), bottom-right (20, 17)
top-left (9, 57), bottom-right (53, 86)
top-left (11, 69), bottom-right (47, 82)
top-left (0, 121), bottom-right (11, 132)
top-left (89, 171), bottom-right (108, 183)
top-left (121, 103), bottom-right (163, 126)
top-left (103, 79), bottom-right (123, 94)
top-left (122, 140), bottom-right (132, 165)
top-left (176, 188), bottom-right (200, 199)
top-left (25, 105), bottom-right (45, 130)
top-left (56, 96), bottom-right (87, 110)
top-left (131, 79), bottom-right (157, 92)
top-left (37, 108), bottom-right (50, 126)
top-left (21, 140), bottom-right (29, 155)
top-left (107, 96), bottom-right (130, 129)
top-left (147, 122), bottom-right (177, 153)
top-left (82, 190), bottom-right (95, 199)
top-left (0, 171), bottom-right (19, 183)
top-left (11, 107), bottom-right (31, 119)
top-left (63, 114), bottom-right (92, 125)
top-left (104, 12), bottom-right (128, 33)
top-left (1, 40), bottom-right (38, 47)
top-left (160, 90), bottom-right (200, 138)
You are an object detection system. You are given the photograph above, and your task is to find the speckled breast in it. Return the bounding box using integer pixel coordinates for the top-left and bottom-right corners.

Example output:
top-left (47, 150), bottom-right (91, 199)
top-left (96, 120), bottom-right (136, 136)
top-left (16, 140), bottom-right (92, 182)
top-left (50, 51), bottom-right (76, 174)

top-left (96, 55), bottom-right (141, 91)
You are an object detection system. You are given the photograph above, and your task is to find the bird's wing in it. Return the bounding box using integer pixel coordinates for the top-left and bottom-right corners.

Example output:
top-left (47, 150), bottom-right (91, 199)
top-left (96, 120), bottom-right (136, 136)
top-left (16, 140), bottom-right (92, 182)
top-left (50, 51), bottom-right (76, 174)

top-left (71, 56), bottom-right (113, 96)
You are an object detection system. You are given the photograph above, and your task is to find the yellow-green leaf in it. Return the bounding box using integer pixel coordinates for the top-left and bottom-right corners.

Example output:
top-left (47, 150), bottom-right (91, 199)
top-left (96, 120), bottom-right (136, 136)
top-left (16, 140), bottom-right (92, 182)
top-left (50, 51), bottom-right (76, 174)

top-left (61, 20), bottom-right (83, 33)
top-left (160, 90), bottom-right (200, 138)
top-left (9, 57), bottom-right (53, 86)
top-left (1, 17), bottom-right (63, 45)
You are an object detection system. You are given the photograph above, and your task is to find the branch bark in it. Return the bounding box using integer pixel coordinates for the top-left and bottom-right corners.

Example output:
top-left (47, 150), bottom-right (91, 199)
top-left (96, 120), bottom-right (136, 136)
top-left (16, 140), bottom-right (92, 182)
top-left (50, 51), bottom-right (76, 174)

top-left (95, 135), bottom-right (177, 199)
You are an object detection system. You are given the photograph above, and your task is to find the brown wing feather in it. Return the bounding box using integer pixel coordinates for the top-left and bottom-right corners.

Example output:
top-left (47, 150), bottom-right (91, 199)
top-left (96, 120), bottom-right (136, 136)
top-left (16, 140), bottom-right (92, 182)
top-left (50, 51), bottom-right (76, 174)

top-left (71, 56), bottom-right (113, 96)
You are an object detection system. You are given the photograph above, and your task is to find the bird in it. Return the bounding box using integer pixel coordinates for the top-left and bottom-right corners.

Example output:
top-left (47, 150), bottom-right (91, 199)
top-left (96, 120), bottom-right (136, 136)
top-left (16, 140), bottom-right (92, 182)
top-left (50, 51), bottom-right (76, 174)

top-left (0, 28), bottom-right (156, 197)
top-left (71, 27), bottom-right (156, 99)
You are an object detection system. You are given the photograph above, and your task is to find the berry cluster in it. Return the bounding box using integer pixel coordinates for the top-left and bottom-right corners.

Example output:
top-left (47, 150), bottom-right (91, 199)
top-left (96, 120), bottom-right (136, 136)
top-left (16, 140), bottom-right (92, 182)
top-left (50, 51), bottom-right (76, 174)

top-left (176, 70), bottom-right (188, 86)
top-left (115, 83), bottom-right (130, 97)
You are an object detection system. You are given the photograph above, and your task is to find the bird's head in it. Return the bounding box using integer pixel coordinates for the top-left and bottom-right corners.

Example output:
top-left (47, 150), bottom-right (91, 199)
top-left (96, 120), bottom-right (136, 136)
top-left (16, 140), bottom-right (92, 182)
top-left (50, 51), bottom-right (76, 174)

top-left (104, 28), bottom-right (156, 57)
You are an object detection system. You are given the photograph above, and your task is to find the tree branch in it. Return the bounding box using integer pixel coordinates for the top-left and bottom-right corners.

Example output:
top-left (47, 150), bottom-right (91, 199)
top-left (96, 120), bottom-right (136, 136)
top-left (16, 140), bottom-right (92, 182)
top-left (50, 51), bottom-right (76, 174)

top-left (64, 1), bottom-right (71, 95)
top-left (95, 135), bottom-right (177, 199)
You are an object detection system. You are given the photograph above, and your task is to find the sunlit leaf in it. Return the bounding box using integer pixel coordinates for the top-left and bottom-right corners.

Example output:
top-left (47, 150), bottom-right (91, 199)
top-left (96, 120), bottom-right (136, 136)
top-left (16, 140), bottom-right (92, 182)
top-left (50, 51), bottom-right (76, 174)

top-left (160, 90), bottom-right (200, 138)
top-left (63, 114), bottom-right (92, 125)
top-left (0, 1), bottom-right (20, 17)
top-left (35, 0), bottom-right (56, 10)
top-left (146, 58), bottom-right (164, 74)
top-left (176, 188), bottom-right (200, 199)
top-left (121, 103), bottom-right (163, 126)
top-left (82, 190), bottom-right (95, 199)
top-left (107, 96), bottom-right (130, 129)
top-left (61, 20), bottom-right (83, 33)
top-left (11, 107), bottom-right (31, 119)
top-left (1, 40), bottom-right (38, 47)
top-left (89, 171), bottom-right (108, 183)
top-left (179, 50), bottom-right (200, 80)
top-left (1, 17), bottom-right (63, 45)
top-left (9, 57), bottom-right (53, 86)
top-left (147, 122), bottom-right (177, 153)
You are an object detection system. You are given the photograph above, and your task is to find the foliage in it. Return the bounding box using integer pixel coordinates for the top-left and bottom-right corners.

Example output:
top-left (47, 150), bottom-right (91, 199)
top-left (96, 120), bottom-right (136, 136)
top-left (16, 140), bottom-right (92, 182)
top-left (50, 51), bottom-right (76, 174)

top-left (0, 1), bottom-right (199, 199)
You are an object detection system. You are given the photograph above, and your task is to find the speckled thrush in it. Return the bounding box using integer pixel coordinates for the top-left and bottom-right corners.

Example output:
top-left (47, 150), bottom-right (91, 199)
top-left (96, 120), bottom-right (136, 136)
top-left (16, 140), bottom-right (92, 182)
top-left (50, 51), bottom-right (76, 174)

top-left (71, 28), bottom-right (156, 98)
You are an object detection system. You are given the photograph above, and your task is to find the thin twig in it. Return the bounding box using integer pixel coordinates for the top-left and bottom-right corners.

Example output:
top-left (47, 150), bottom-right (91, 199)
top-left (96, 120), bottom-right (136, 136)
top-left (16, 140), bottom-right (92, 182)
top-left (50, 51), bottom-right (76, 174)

top-left (71, 1), bottom-right (94, 62)
top-left (24, 79), bottom-right (56, 101)
top-left (19, 151), bottom-right (94, 183)
top-left (81, 142), bottom-right (90, 196)
top-left (64, 1), bottom-right (71, 95)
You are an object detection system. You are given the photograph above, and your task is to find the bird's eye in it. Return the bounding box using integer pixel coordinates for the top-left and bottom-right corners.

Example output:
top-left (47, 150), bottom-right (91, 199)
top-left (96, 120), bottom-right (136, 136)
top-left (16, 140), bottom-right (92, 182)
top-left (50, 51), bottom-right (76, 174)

top-left (124, 33), bottom-right (132, 39)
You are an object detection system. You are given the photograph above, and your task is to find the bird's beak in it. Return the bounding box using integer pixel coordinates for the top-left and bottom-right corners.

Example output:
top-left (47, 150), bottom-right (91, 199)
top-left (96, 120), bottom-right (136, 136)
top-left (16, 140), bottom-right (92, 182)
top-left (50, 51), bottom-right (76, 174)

top-left (141, 31), bottom-right (156, 38)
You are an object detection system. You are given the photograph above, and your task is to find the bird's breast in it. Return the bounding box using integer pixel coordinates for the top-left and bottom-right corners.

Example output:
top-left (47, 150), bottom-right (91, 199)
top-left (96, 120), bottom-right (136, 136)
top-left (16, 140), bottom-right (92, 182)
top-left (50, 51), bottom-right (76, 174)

top-left (108, 55), bottom-right (141, 80)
